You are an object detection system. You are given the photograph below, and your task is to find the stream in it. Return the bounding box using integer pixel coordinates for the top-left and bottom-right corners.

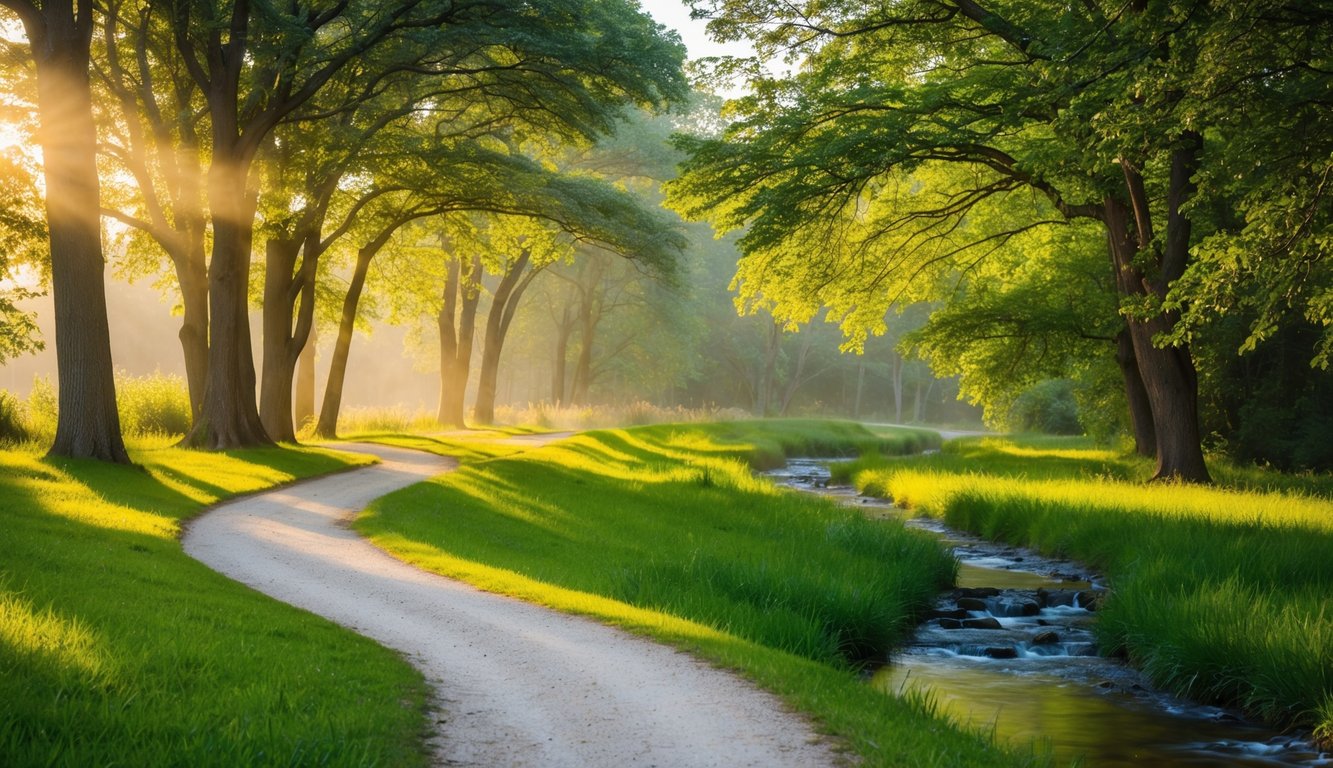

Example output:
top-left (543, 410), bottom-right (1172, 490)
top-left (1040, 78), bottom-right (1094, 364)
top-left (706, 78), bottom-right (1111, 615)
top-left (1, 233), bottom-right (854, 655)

top-left (767, 458), bottom-right (1329, 768)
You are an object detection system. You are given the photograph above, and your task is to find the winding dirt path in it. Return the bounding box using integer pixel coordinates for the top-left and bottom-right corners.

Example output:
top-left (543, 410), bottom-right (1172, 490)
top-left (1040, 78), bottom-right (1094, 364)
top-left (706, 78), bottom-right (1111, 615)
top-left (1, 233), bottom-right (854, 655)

top-left (182, 442), bottom-right (838, 767)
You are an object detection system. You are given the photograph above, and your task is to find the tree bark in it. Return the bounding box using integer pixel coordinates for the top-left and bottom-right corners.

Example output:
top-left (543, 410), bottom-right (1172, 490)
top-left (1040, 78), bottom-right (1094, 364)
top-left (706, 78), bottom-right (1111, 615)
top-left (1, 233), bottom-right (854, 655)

top-left (183, 149), bottom-right (271, 449)
top-left (259, 237), bottom-right (299, 442)
top-left (474, 249), bottom-right (534, 424)
top-left (437, 254), bottom-right (480, 427)
top-left (1114, 326), bottom-right (1156, 456)
top-left (21, 1), bottom-right (129, 462)
top-left (314, 245), bottom-right (374, 439)
top-left (258, 231), bottom-right (319, 443)
top-left (1104, 189), bottom-right (1210, 482)
top-left (177, 248), bottom-right (210, 420)
top-left (294, 322), bottom-right (316, 428)
top-left (853, 357), bottom-right (865, 419)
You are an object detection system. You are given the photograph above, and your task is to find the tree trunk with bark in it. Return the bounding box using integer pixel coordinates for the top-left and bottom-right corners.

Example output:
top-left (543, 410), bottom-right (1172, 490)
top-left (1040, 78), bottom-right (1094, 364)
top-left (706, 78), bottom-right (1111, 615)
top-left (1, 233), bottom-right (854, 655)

top-left (853, 358), bottom-right (865, 419)
top-left (1114, 326), bottom-right (1157, 457)
top-left (1103, 146), bottom-right (1210, 482)
top-left (20, 1), bottom-right (129, 462)
top-left (437, 255), bottom-right (481, 427)
top-left (314, 245), bottom-right (374, 439)
top-left (183, 150), bottom-right (271, 449)
top-left (474, 249), bottom-right (535, 425)
top-left (258, 233), bottom-right (319, 443)
top-left (294, 323), bottom-right (317, 428)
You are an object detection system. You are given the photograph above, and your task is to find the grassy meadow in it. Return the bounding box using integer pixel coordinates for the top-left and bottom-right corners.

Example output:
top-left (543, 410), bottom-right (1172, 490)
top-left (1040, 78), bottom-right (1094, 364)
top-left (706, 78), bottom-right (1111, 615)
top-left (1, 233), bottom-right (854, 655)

top-left (834, 436), bottom-right (1333, 745)
top-left (357, 420), bottom-right (1047, 767)
top-left (0, 438), bottom-right (433, 767)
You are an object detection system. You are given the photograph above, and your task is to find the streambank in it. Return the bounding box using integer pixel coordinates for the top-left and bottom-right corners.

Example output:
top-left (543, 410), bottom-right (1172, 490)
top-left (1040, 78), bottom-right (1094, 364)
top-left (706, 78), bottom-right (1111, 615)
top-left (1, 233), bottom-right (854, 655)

top-left (769, 458), bottom-right (1329, 767)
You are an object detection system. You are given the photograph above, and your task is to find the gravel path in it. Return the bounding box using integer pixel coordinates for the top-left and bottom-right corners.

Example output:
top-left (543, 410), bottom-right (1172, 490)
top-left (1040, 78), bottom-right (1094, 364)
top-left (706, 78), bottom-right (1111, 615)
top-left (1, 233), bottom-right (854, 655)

top-left (182, 442), bottom-right (838, 767)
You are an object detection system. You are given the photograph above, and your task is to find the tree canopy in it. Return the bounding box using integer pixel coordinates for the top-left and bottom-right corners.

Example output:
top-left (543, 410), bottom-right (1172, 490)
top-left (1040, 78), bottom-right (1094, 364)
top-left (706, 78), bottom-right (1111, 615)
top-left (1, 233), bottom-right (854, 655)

top-left (668, 0), bottom-right (1332, 480)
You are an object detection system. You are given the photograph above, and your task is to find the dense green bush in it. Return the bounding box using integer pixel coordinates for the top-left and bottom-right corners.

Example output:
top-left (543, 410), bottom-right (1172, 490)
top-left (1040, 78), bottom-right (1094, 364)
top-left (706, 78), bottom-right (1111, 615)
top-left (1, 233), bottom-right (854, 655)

top-left (1008, 379), bottom-right (1082, 435)
top-left (115, 371), bottom-right (191, 436)
top-left (10, 373), bottom-right (192, 441)
top-left (0, 390), bottom-right (29, 444)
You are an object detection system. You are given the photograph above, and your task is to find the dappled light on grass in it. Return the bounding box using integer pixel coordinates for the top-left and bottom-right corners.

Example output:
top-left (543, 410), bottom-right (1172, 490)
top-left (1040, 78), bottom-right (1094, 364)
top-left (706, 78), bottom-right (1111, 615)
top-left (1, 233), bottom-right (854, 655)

top-left (0, 591), bottom-right (109, 683)
top-left (1, 452), bottom-right (176, 538)
top-left (356, 421), bottom-right (1037, 767)
top-left (0, 441), bottom-right (428, 767)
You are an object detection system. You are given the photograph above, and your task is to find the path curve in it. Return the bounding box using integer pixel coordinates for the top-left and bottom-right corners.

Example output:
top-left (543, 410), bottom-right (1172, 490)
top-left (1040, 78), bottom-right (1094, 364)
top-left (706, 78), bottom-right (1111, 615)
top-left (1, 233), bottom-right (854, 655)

top-left (182, 442), bottom-right (838, 767)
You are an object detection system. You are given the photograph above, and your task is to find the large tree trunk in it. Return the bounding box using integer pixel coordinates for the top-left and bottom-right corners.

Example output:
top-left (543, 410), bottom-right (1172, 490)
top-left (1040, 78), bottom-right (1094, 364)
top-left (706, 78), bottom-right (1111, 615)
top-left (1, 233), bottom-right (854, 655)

top-left (258, 233), bottom-right (319, 443)
top-left (437, 255), bottom-right (481, 427)
top-left (314, 245), bottom-right (374, 439)
top-left (259, 237), bottom-right (300, 442)
top-left (1114, 326), bottom-right (1157, 457)
top-left (1104, 182), bottom-right (1210, 482)
top-left (474, 250), bottom-right (533, 425)
top-left (182, 131), bottom-right (271, 448)
top-left (25, 2), bottom-right (129, 463)
top-left (294, 323), bottom-right (317, 428)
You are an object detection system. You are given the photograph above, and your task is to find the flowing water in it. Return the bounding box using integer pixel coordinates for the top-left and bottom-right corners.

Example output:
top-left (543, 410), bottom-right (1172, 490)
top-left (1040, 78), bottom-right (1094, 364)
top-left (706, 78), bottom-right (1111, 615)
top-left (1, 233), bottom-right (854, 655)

top-left (767, 459), bottom-right (1329, 768)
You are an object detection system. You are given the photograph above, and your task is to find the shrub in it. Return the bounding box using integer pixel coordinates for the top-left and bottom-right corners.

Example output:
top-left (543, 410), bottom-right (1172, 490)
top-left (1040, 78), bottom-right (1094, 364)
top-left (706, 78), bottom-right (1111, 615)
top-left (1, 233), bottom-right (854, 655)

top-left (115, 371), bottom-right (191, 436)
top-left (24, 375), bottom-right (58, 442)
top-left (1008, 379), bottom-right (1082, 435)
top-left (0, 390), bottom-right (29, 444)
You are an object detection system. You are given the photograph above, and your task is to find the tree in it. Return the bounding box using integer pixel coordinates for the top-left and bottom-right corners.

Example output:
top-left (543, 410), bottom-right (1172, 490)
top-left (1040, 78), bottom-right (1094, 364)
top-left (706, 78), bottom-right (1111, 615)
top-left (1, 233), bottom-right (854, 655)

top-left (1, 0), bottom-right (127, 461)
top-left (95, 0), bottom-right (210, 418)
top-left (671, 0), bottom-right (1328, 481)
top-left (162, 0), bottom-right (685, 448)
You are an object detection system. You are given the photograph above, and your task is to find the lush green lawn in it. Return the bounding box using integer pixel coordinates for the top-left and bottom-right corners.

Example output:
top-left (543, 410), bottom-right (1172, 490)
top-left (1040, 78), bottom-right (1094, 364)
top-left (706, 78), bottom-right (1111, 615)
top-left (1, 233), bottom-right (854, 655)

top-left (357, 420), bottom-right (1044, 767)
top-left (0, 437), bottom-right (431, 767)
top-left (835, 436), bottom-right (1333, 746)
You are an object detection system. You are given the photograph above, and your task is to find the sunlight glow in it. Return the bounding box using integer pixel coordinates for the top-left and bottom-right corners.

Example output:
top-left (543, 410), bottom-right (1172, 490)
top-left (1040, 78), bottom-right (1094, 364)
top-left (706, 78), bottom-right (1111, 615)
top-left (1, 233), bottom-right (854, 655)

top-left (0, 591), bottom-right (109, 680)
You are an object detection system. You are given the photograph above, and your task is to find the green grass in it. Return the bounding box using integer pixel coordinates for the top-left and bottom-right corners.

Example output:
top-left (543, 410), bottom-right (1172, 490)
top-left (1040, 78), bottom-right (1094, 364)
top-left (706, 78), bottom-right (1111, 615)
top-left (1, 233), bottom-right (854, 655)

top-left (837, 436), bottom-right (1333, 744)
top-left (356, 420), bottom-right (1042, 767)
top-left (0, 437), bottom-right (432, 767)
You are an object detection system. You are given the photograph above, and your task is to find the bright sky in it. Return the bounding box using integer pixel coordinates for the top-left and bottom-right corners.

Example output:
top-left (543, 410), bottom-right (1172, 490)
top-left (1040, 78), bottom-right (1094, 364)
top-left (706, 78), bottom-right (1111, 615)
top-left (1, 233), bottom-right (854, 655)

top-left (641, 0), bottom-right (755, 61)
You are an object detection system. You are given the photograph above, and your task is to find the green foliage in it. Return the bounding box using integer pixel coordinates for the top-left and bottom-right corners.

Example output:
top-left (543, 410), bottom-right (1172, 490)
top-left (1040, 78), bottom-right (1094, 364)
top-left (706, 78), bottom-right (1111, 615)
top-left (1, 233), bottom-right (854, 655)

top-left (844, 436), bottom-right (1333, 740)
top-left (355, 422), bottom-right (1037, 766)
top-left (668, 0), bottom-right (1331, 469)
top-left (115, 372), bottom-right (192, 437)
top-left (0, 148), bottom-right (44, 364)
top-left (0, 442), bottom-right (427, 767)
top-left (22, 376), bottom-right (57, 444)
top-left (1007, 380), bottom-right (1082, 436)
top-left (14, 374), bottom-right (193, 442)
top-left (0, 391), bottom-right (28, 444)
